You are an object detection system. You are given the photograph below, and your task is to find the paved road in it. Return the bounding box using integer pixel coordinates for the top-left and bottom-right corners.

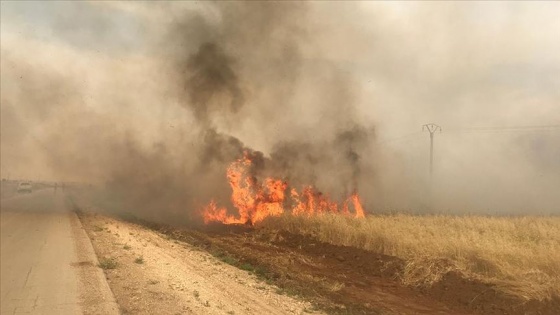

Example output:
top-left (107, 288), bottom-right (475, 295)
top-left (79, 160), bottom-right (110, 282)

top-left (1, 189), bottom-right (119, 315)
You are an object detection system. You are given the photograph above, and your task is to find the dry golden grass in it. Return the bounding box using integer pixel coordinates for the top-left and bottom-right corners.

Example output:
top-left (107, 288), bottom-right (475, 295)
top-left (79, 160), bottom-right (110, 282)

top-left (261, 213), bottom-right (560, 301)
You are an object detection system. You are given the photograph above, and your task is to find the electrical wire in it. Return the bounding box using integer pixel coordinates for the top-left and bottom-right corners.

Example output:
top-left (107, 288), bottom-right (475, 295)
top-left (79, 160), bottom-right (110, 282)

top-left (445, 124), bottom-right (560, 133)
top-left (377, 124), bottom-right (559, 145)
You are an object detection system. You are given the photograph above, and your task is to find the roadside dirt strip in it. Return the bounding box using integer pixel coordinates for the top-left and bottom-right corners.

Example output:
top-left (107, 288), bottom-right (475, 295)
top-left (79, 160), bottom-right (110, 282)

top-left (78, 211), bottom-right (321, 315)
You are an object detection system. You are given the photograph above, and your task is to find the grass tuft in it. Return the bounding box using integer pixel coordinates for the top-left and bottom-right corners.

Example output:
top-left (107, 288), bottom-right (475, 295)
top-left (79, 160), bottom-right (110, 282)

top-left (239, 263), bottom-right (254, 272)
top-left (98, 257), bottom-right (118, 270)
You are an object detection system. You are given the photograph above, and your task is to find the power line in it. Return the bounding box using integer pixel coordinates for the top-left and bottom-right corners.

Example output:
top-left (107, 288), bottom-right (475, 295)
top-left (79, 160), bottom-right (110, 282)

top-left (377, 124), bottom-right (559, 147)
top-left (446, 124), bottom-right (560, 133)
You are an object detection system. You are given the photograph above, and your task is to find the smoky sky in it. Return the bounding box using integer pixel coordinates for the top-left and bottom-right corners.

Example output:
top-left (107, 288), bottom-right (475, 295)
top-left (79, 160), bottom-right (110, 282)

top-left (1, 1), bottom-right (559, 219)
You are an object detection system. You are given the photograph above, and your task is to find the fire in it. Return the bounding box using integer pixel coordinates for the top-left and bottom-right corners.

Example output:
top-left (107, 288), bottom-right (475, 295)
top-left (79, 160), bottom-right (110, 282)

top-left (350, 193), bottom-right (365, 218)
top-left (202, 151), bottom-right (366, 225)
top-left (291, 187), bottom-right (338, 216)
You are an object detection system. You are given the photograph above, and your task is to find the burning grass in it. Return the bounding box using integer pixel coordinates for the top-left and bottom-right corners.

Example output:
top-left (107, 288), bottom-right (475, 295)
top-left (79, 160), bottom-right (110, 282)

top-left (202, 151), bottom-right (365, 225)
top-left (260, 213), bottom-right (560, 301)
top-left (197, 153), bottom-right (560, 302)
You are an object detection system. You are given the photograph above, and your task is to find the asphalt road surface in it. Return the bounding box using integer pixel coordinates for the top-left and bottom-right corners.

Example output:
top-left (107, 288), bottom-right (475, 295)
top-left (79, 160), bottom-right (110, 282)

top-left (1, 188), bottom-right (118, 315)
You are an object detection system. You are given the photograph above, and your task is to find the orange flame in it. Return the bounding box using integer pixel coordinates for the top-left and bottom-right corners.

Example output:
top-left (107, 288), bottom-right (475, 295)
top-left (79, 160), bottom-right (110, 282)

top-left (350, 193), bottom-right (365, 218)
top-left (202, 151), bottom-right (367, 224)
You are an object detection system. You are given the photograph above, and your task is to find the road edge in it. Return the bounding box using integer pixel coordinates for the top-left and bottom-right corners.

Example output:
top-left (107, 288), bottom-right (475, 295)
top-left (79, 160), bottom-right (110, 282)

top-left (70, 210), bottom-right (120, 315)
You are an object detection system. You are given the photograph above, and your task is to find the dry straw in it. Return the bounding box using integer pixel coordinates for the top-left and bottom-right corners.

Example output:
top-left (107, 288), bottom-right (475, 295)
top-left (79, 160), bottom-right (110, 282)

top-left (261, 213), bottom-right (560, 301)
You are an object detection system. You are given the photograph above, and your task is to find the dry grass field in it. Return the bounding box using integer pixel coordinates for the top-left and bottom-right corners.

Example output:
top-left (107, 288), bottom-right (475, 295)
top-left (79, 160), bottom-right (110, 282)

top-left (261, 213), bottom-right (560, 301)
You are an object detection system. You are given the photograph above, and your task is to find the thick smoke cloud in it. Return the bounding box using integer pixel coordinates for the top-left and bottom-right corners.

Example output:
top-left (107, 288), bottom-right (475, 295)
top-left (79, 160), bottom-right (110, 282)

top-left (155, 2), bottom-right (375, 212)
top-left (1, 2), bottom-right (559, 222)
top-left (184, 43), bottom-right (244, 123)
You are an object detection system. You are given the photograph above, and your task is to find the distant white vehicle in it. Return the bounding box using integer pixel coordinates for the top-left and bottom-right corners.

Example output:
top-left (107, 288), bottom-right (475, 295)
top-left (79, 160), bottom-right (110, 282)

top-left (17, 182), bottom-right (32, 193)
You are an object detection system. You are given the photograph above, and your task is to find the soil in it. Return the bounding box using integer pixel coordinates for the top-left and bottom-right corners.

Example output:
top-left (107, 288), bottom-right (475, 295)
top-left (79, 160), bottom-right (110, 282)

top-left (78, 211), bottom-right (321, 315)
top-left (150, 223), bottom-right (560, 315)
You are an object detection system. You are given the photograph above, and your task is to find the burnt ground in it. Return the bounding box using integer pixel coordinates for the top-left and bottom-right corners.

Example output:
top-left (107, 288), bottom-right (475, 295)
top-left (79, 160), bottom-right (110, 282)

top-left (141, 222), bottom-right (560, 315)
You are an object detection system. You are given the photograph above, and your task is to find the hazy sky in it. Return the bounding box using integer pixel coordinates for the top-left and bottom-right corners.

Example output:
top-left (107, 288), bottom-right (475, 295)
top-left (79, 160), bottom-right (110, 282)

top-left (1, 1), bottom-right (559, 213)
top-left (5, 1), bottom-right (558, 129)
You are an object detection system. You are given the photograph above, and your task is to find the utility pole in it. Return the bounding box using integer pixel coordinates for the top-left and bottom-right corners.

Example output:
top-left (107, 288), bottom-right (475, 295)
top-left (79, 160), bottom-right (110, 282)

top-left (422, 123), bottom-right (442, 180)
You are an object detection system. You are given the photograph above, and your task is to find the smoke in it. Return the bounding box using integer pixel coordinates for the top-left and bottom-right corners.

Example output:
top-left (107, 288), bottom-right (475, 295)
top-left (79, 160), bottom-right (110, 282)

top-left (267, 126), bottom-right (375, 199)
top-left (1, 1), bottom-right (559, 222)
top-left (183, 42), bottom-right (244, 123)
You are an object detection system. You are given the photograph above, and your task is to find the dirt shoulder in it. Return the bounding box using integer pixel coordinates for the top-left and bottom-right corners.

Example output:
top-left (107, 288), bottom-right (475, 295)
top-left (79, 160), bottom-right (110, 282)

top-left (78, 211), bottom-right (321, 315)
top-left (145, 223), bottom-right (560, 315)
top-left (156, 225), bottom-right (470, 315)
